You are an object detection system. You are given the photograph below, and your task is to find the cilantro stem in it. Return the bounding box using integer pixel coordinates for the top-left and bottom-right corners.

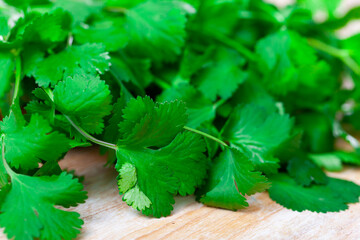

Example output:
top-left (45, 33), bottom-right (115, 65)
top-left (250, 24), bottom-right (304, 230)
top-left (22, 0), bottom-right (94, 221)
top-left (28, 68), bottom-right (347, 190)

top-left (209, 31), bottom-right (257, 62)
top-left (105, 6), bottom-right (127, 13)
top-left (1, 135), bottom-right (15, 177)
top-left (183, 126), bottom-right (228, 147)
top-left (308, 38), bottom-right (360, 75)
top-left (153, 78), bottom-right (171, 89)
top-left (64, 115), bottom-right (118, 151)
top-left (12, 55), bottom-right (22, 105)
top-left (214, 99), bottom-right (226, 109)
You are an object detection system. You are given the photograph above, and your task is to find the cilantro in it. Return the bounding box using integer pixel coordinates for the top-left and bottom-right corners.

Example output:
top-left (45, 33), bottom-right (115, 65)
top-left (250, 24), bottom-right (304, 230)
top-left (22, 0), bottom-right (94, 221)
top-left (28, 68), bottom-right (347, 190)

top-left (0, 139), bottom-right (87, 240)
top-left (115, 97), bottom-right (207, 217)
top-left (33, 44), bottom-right (110, 87)
top-left (199, 148), bottom-right (270, 210)
top-left (0, 53), bottom-right (14, 100)
top-left (287, 155), bottom-right (328, 186)
top-left (2, 0), bottom-right (360, 239)
top-left (124, 1), bottom-right (187, 62)
top-left (1, 111), bottom-right (70, 170)
top-left (221, 104), bottom-right (293, 174)
top-left (53, 74), bottom-right (112, 134)
top-left (194, 47), bottom-right (247, 101)
top-left (73, 19), bottom-right (128, 51)
top-left (269, 174), bottom-right (360, 213)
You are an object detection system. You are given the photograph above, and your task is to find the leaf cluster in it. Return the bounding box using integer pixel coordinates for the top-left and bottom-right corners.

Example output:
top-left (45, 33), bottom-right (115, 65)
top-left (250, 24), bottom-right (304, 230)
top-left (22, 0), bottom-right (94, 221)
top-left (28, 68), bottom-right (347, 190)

top-left (1, 0), bottom-right (360, 239)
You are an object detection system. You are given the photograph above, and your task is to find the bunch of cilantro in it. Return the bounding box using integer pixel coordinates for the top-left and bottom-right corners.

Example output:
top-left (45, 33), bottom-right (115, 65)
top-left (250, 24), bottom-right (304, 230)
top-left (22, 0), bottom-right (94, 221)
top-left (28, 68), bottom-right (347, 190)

top-left (2, 0), bottom-right (360, 239)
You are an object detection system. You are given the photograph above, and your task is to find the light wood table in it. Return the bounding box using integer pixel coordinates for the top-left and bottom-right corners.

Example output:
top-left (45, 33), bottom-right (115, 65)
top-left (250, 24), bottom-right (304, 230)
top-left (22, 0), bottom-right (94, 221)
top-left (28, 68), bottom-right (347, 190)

top-left (67, 148), bottom-right (360, 239)
top-left (2, 148), bottom-right (357, 240)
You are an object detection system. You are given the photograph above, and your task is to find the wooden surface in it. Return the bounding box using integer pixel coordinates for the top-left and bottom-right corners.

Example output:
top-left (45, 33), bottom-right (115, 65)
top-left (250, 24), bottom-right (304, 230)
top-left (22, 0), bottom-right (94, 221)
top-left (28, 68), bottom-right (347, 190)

top-left (66, 148), bottom-right (360, 240)
top-left (2, 148), bottom-right (359, 240)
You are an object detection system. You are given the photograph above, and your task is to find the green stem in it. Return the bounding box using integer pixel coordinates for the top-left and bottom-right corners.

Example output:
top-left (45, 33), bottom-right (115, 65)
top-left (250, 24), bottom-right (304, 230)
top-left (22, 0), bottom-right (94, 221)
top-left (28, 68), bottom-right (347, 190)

top-left (12, 56), bottom-right (22, 105)
top-left (64, 115), bottom-right (118, 151)
top-left (308, 38), bottom-right (360, 75)
top-left (1, 135), bottom-right (15, 177)
top-left (209, 31), bottom-right (257, 62)
top-left (43, 88), bottom-right (118, 151)
top-left (105, 6), bottom-right (127, 13)
top-left (183, 126), bottom-right (228, 147)
top-left (214, 99), bottom-right (226, 109)
top-left (153, 78), bottom-right (172, 90)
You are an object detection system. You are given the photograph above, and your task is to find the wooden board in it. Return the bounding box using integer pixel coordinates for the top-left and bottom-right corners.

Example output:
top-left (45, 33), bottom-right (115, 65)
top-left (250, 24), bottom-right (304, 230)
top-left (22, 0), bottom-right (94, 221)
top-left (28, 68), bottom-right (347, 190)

top-left (2, 147), bottom-right (359, 240)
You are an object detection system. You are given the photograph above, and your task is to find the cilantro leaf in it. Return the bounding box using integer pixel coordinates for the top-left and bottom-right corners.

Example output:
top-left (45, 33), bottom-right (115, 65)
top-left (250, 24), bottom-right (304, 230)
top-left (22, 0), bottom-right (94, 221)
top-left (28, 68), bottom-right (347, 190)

top-left (199, 148), bottom-right (270, 210)
top-left (116, 97), bottom-right (207, 217)
top-left (269, 174), bottom-right (360, 213)
top-left (287, 155), bottom-right (328, 186)
top-left (0, 172), bottom-right (87, 240)
top-left (298, 0), bottom-right (341, 18)
top-left (52, 0), bottom-right (103, 25)
top-left (125, 1), bottom-right (187, 62)
top-left (190, 1), bottom-right (241, 35)
top-left (221, 104), bottom-right (293, 174)
top-left (32, 43), bottom-right (110, 87)
top-left (53, 74), bottom-right (112, 134)
top-left (74, 19), bottom-right (128, 52)
top-left (7, 10), bottom-right (70, 48)
top-left (117, 131), bottom-right (207, 217)
top-left (309, 153), bottom-right (343, 172)
top-left (118, 96), bottom-right (187, 147)
top-left (328, 178), bottom-right (360, 203)
top-left (110, 52), bottom-right (153, 90)
top-left (0, 112), bottom-right (70, 170)
top-left (0, 52), bottom-right (15, 99)
top-left (256, 30), bottom-right (319, 95)
top-left (194, 47), bottom-right (247, 101)
top-left (158, 82), bottom-right (217, 128)
top-left (103, 95), bottom-right (128, 145)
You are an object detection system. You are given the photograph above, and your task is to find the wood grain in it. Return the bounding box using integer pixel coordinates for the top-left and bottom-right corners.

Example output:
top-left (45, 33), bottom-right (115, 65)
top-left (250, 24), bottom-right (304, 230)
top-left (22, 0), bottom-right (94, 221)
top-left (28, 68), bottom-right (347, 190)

top-left (2, 148), bottom-right (359, 240)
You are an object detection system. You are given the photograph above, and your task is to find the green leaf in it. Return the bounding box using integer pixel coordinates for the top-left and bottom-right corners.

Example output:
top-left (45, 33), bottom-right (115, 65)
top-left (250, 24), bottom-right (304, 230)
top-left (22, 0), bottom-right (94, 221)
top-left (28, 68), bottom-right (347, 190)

top-left (228, 79), bottom-right (277, 115)
top-left (309, 153), bottom-right (343, 172)
top-left (8, 10), bottom-right (70, 47)
top-left (74, 19), bottom-right (128, 51)
top-left (118, 96), bottom-right (187, 148)
top-left (116, 131), bottom-right (207, 217)
top-left (296, 112), bottom-right (333, 153)
top-left (52, 0), bottom-right (103, 24)
top-left (256, 30), bottom-right (319, 95)
top-left (328, 178), bottom-right (360, 203)
top-left (33, 43), bottom-right (110, 87)
top-left (125, 1), bottom-right (187, 62)
top-left (269, 174), bottom-right (360, 213)
top-left (0, 52), bottom-right (15, 99)
top-left (199, 148), bottom-right (270, 210)
top-left (191, 1), bottom-right (241, 35)
top-left (287, 155), bottom-right (328, 186)
top-left (0, 112), bottom-right (70, 170)
top-left (322, 6), bottom-right (360, 29)
top-left (115, 97), bottom-right (207, 217)
top-left (110, 52), bottom-right (153, 89)
top-left (117, 162), bottom-right (137, 194)
top-left (195, 47), bottom-right (247, 101)
top-left (158, 82), bottom-right (217, 128)
top-left (0, 172), bottom-right (87, 240)
top-left (53, 74), bottom-right (112, 134)
top-left (221, 104), bottom-right (293, 174)
top-left (297, 0), bottom-right (341, 18)
top-left (4, 0), bottom-right (49, 8)
top-left (103, 95), bottom-right (128, 145)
